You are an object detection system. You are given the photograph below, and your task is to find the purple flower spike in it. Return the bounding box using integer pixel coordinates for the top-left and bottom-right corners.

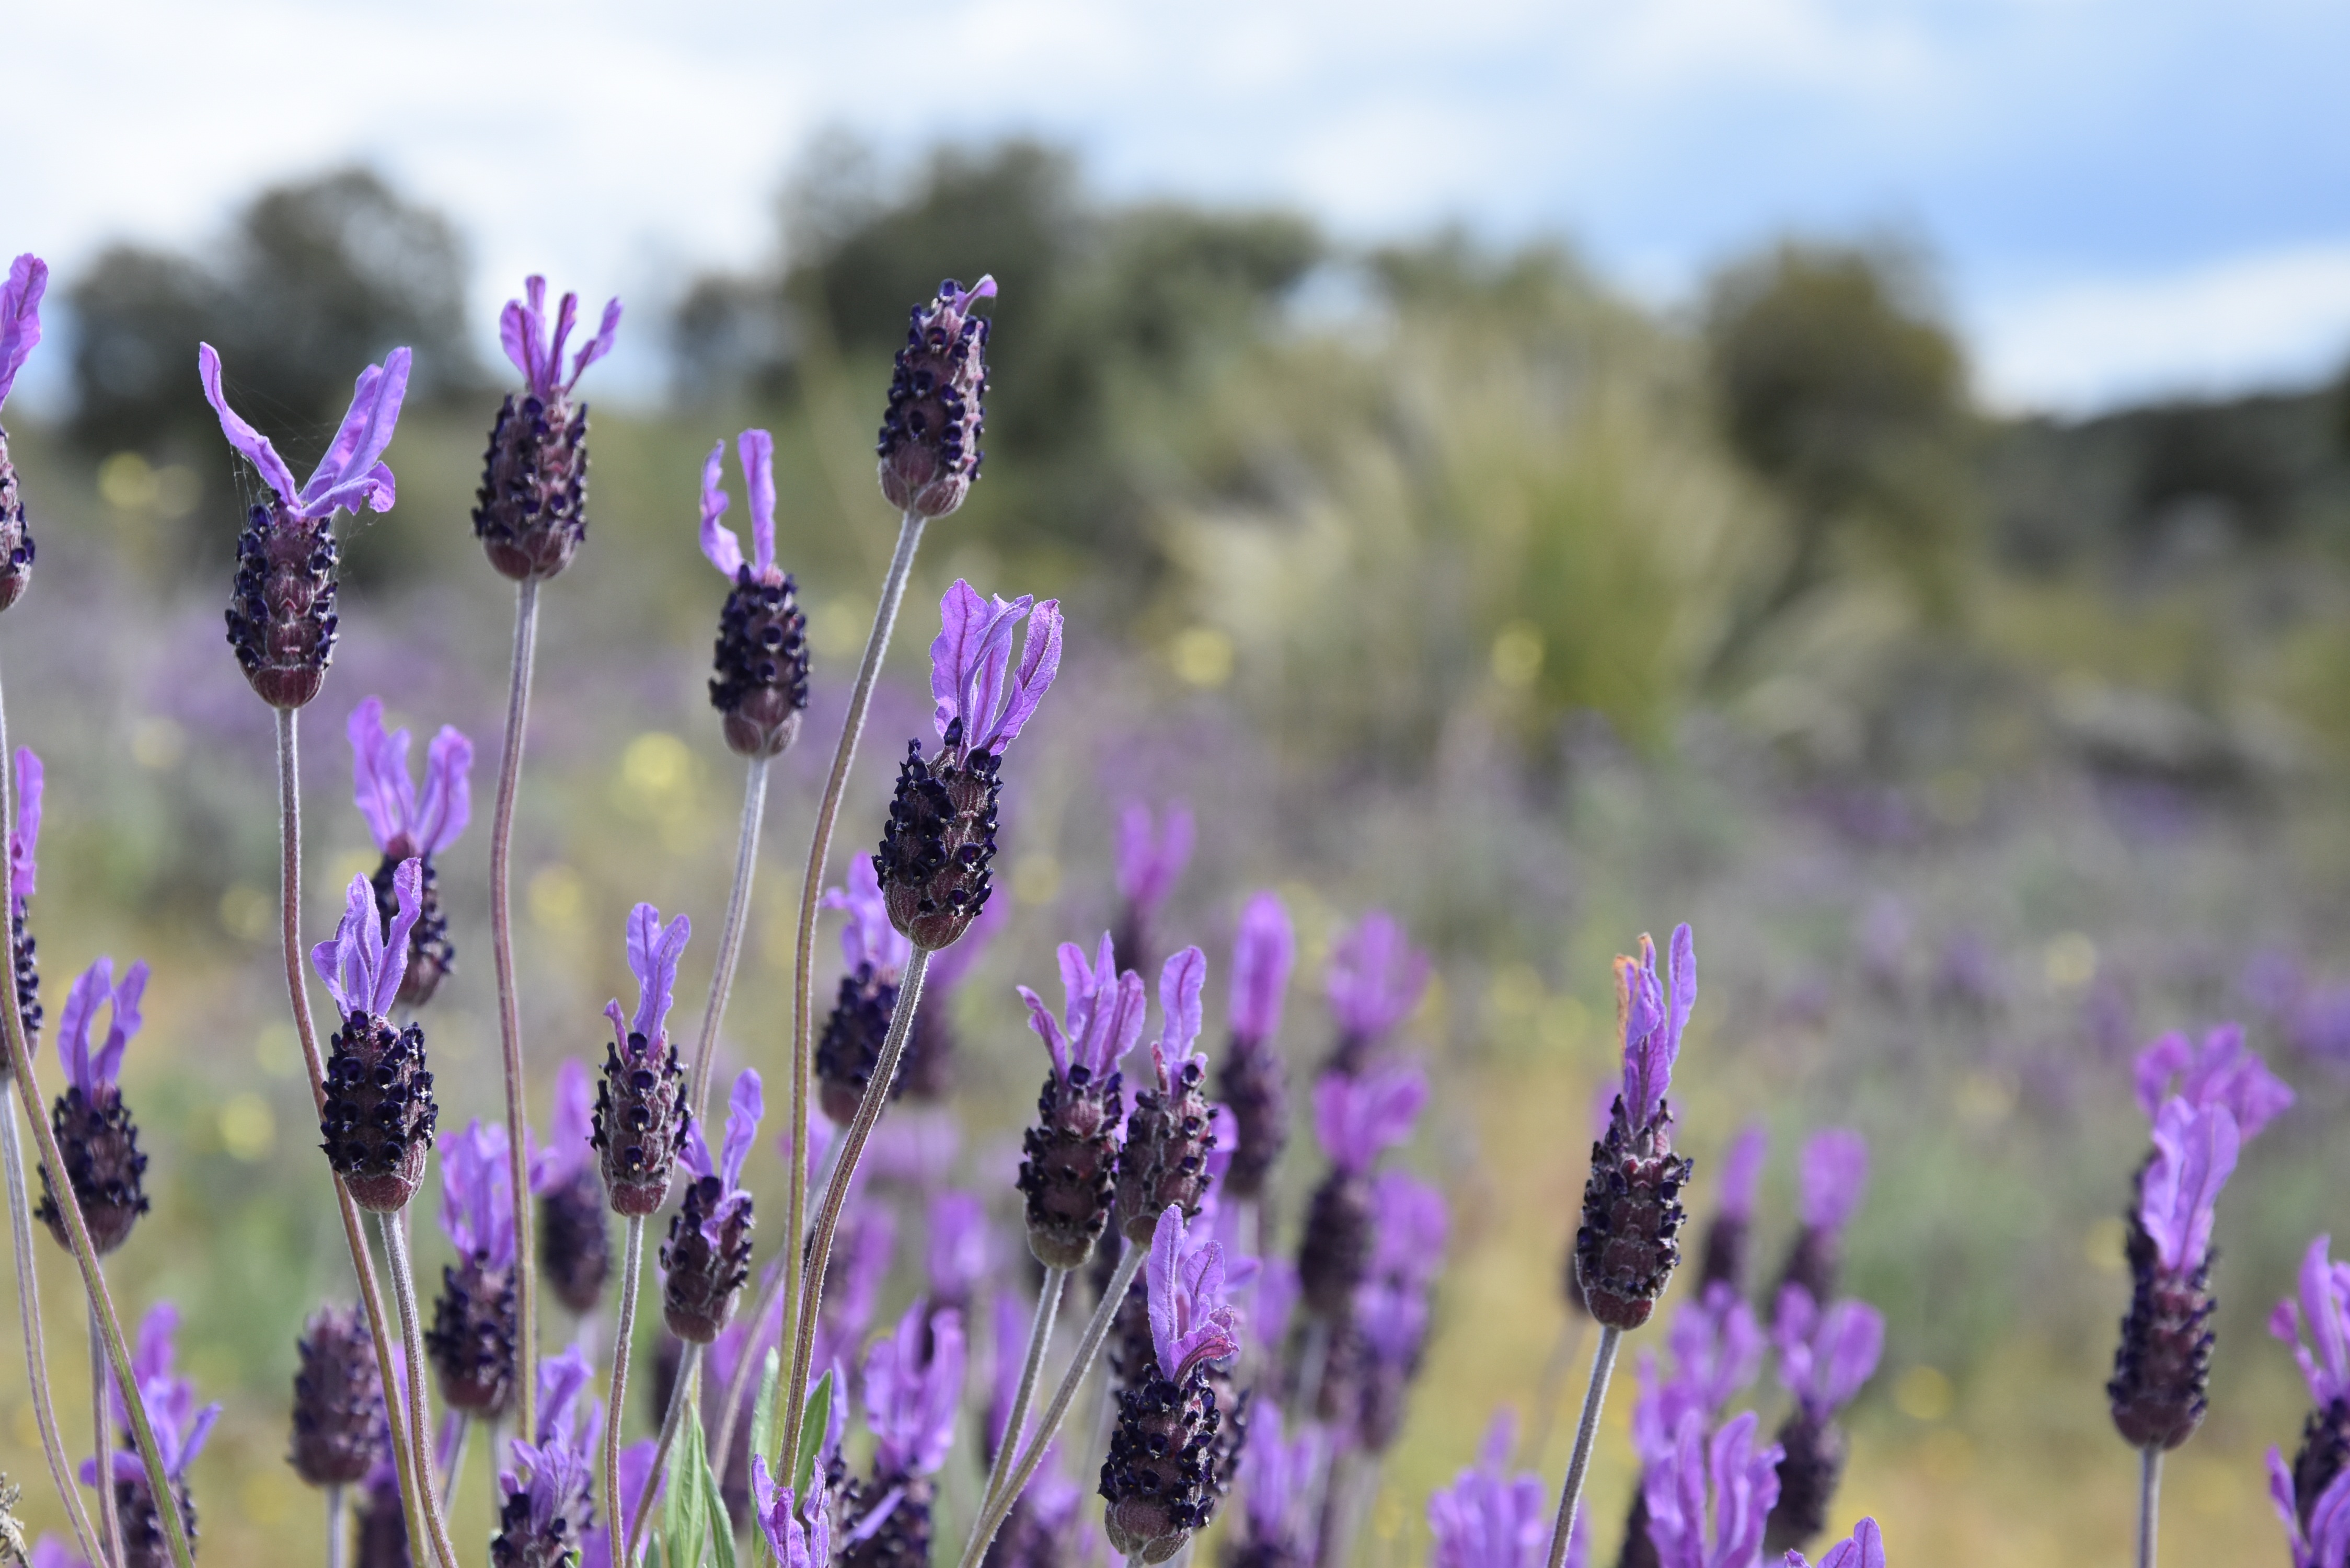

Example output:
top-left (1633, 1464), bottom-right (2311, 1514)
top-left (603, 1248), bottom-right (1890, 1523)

top-left (499, 275), bottom-right (621, 403)
top-left (1631, 1283), bottom-right (1766, 1469)
top-left (2134, 1023), bottom-right (2294, 1143)
top-left (749, 1457), bottom-right (832, 1568)
top-left (2271, 1235), bottom-right (2350, 1408)
top-left (877, 276), bottom-right (997, 518)
top-left (1240, 1403), bottom-right (1327, 1562)
top-left (1229, 891), bottom-right (1296, 1045)
top-left (1773, 1285), bottom-right (1885, 1421)
top-left (928, 581), bottom-right (1064, 757)
top-left (199, 342), bottom-right (409, 523)
top-left (1369, 1169), bottom-right (1451, 1283)
top-left (1788, 1517), bottom-right (1888, 1568)
top-left (90, 1302), bottom-right (221, 1486)
top-left (0, 253), bottom-right (49, 410)
top-left (439, 1119), bottom-right (517, 1270)
top-left (865, 1297), bottom-right (966, 1477)
top-left (1117, 800), bottom-right (1194, 916)
top-left (1311, 1062), bottom-right (1427, 1177)
top-left (1642, 1409), bottom-right (1782, 1568)
top-left (679, 1069), bottom-right (762, 1248)
top-left (2140, 1097), bottom-right (2239, 1274)
top-left (1718, 1124), bottom-right (1768, 1223)
top-left (1326, 910), bottom-right (1431, 1055)
top-left (348, 696), bottom-right (475, 857)
top-left (825, 856), bottom-right (912, 979)
top-left (491, 1342), bottom-right (602, 1568)
top-left (700, 429), bottom-right (784, 583)
top-left (1797, 1130), bottom-right (1868, 1235)
top-left (595, 905), bottom-right (694, 1217)
top-left (1428, 1410), bottom-right (1552, 1568)
top-left (1019, 933), bottom-right (1147, 1086)
top-left (311, 861), bottom-right (423, 1019)
top-left (1147, 1205), bottom-right (1241, 1381)
top-left (1616, 924), bottom-right (1697, 1132)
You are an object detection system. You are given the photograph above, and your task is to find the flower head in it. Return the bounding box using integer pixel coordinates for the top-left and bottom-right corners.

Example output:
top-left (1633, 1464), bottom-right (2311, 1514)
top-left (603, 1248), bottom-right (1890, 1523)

top-left (929, 580), bottom-right (1063, 758)
top-left (499, 275), bottom-right (621, 403)
top-left (1428, 1410), bottom-right (1552, 1568)
top-left (532, 1057), bottom-right (598, 1194)
top-left (1631, 1283), bottom-right (1766, 1468)
top-left (1229, 890), bottom-right (1296, 1045)
top-left (199, 342), bottom-right (409, 522)
top-left (863, 1297), bottom-right (965, 1477)
top-left (605, 903), bottom-right (691, 1052)
top-left (8, 746), bottom-right (38, 909)
top-left (1772, 1286), bottom-right (1885, 1423)
top-left (925, 1190), bottom-right (991, 1307)
top-left (494, 1344), bottom-right (603, 1567)
top-left (312, 860), bottom-right (423, 1018)
top-left (2134, 1023), bottom-right (2294, 1143)
top-left (1240, 1403), bottom-right (1326, 1558)
top-left (1312, 1062), bottom-right (1428, 1177)
top-left (55, 956), bottom-right (146, 1102)
top-left (1640, 1409), bottom-right (1781, 1568)
top-left (825, 856), bottom-right (912, 979)
top-left (749, 1458), bottom-right (833, 1568)
top-left (439, 1119), bottom-right (517, 1270)
top-left (1327, 910), bottom-right (1430, 1043)
top-left (89, 1302), bottom-right (220, 1485)
top-left (1147, 1204), bottom-right (1242, 1381)
top-left (1787, 1518), bottom-right (1888, 1568)
top-left (1716, 1124), bottom-right (1768, 1225)
top-left (701, 428), bottom-right (784, 583)
top-left (348, 697), bottom-right (473, 857)
top-left (2270, 1235), bottom-right (2350, 1408)
top-left (2140, 1097), bottom-right (2240, 1274)
top-left (679, 1069), bottom-right (762, 1249)
top-left (1616, 924), bottom-right (1697, 1131)
top-left (1117, 800), bottom-right (1194, 918)
top-left (1019, 933), bottom-right (1147, 1085)
top-left (1796, 1131), bottom-right (1868, 1235)
top-left (0, 253), bottom-right (49, 411)
top-left (877, 277), bottom-right (996, 518)
top-left (2272, 1452), bottom-right (2350, 1568)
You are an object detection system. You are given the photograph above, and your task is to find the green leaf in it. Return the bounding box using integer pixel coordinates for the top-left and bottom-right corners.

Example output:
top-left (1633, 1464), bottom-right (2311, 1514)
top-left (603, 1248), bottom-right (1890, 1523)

top-left (751, 1347), bottom-right (782, 1478)
top-left (663, 1418), bottom-right (707, 1568)
top-left (792, 1369), bottom-right (834, 1498)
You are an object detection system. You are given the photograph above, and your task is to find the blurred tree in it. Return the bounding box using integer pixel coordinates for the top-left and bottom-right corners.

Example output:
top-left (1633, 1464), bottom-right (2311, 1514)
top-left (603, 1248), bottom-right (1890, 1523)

top-left (1703, 240), bottom-right (1976, 674)
top-left (68, 245), bottom-right (229, 457)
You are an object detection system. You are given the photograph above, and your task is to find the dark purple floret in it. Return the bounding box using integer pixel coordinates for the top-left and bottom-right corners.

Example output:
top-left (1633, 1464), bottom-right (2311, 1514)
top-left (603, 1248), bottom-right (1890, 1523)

top-left (1763, 1288), bottom-right (1883, 1556)
top-left (817, 966), bottom-right (901, 1125)
top-left (1016, 935), bottom-right (1144, 1270)
top-left (838, 1299), bottom-right (965, 1568)
top-left (36, 957), bottom-right (152, 1255)
top-left (661, 1072), bottom-right (762, 1343)
top-left (701, 431), bottom-right (809, 758)
top-left (1575, 927), bottom-right (1698, 1332)
top-left (1101, 1208), bottom-right (1243, 1564)
top-left (2108, 1098), bottom-right (2237, 1450)
top-left (1763, 1411), bottom-right (1846, 1558)
top-left (876, 276), bottom-right (995, 520)
top-left (315, 864), bottom-right (437, 1213)
top-left (427, 1121), bottom-right (520, 1418)
top-left (289, 1303), bottom-right (386, 1489)
top-left (1114, 950), bottom-right (1218, 1244)
top-left (0, 255), bottom-right (49, 614)
top-left (533, 1059), bottom-right (611, 1316)
top-left (490, 1346), bottom-right (604, 1568)
top-left (3, 746), bottom-right (40, 1077)
top-left (2274, 1236), bottom-right (2350, 1536)
top-left (473, 277), bottom-right (619, 582)
top-left (592, 904), bottom-right (694, 1217)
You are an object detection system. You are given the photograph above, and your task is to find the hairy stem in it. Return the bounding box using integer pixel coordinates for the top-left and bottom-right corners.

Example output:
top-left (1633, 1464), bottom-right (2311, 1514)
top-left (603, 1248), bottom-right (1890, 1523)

top-left (976, 1267), bottom-right (1067, 1520)
top-left (378, 1212), bottom-right (461, 1568)
top-left (625, 1341), bottom-right (701, 1568)
top-left (2139, 1445), bottom-right (2161, 1568)
top-left (1543, 1325), bottom-right (1621, 1568)
top-left (956, 1241), bottom-right (1146, 1568)
top-left (605, 1216), bottom-right (644, 1563)
top-left (327, 1482), bottom-right (348, 1568)
top-left (490, 578), bottom-right (544, 1441)
top-left (275, 707), bottom-right (431, 1555)
top-left (1, 1097), bottom-right (102, 1564)
top-left (780, 510), bottom-right (927, 1456)
top-left (90, 1306), bottom-right (124, 1568)
top-left (439, 1414), bottom-right (471, 1516)
top-left (688, 757), bottom-right (771, 1122)
top-left (0, 671), bottom-right (191, 1568)
top-left (779, 943), bottom-right (931, 1473)
top-left (716, 1134), bottom-right (845, 1486)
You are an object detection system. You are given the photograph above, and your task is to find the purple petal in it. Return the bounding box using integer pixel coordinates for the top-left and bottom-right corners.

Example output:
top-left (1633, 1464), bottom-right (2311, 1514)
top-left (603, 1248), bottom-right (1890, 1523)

top-left (89, 959), bottom-right (148, 1092)
top-left (499, 290), bottom-right (537, 389)
top-left (1816, 1300), bottom-right (1885, 1413)
top-left (56, 958), bottom-right (112, 1096)
top-left (2141, 1098), bottom-right (2240, 1272)
top-left (824, 857), bottom-right (906, 976)
top-left (568, 296), bottom-right (623, 391)
top-left (545, 291), bottom-right (580, 393)
top-left (721, 1069), bottom-right (764, 1192)
top-left (197, 343), bottom-right (299, 505)
top-left (1228, 891), bottom-right (1295, 1044)
top-left (373, 859), bottom-right (425, 1016)
top-left (625, 904), bottom-right (692, 1043)
top-left (1017, 984), bottom-right (1073, 1081)
top-left (1717, 1123), bottom-right (1768, 1222)
top-left (415, 727), bottom-right (474, 854)
top-left (297, 349), bottom-right (411, 517)
top-left (1326, 910), bottom-right (1433, 1042)
top-left (1117, 800), bottom-right (1194, 913)
top-left (1147, 1205), bottom-right (1185, 1378)
top-left (10, 745), bottom-right (42, 905)
top-left (699, 439), bottom-right (743, 576)
top-left (1797, 1129), bottom-right (1869, 1234)
top-left (2302, 1235), bottom-right (2350, 1403)
top-left (0, 253), bottom-right (49, 409)
top-left (739, 428), bottom-right (777, 575)
top-left (2134, 1031), bottom-right (2193, 1121)
top-left (1312, 1063), bottom-right (1427, 1175)
top-left (974, 597), bottom-right (1063, 753)
top-left (928, 582), bottom-right (1016, 741)
top-left (346, 697), bottom-right (412, 851)
top-left (678, 1122), bottom-right (717, 1184)
top-left (1158, 946), bottom-right (1207, 1066)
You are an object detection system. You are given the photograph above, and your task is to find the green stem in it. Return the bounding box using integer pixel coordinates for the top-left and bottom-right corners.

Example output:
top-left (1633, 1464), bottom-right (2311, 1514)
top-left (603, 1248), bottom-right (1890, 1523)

top-left (605, 1216), bottom-right (644, 1563)
top-left (975, 1267), bottom-right (1066, 1521)
top-left (377, 1211), bottom-right (461, 1568)
top-left (489, 578), bottom-right (544, 1442)
top-left (625, 1342), bottom-right (701, 1568)
top-left (1543, 1325), bottom-right (1621, 1568)
top-left (688, 757), bottom-right (771, 1121)
top-left (2139, 1445), bottom-right (2161, 1568)
top-left (0, 1093), bottom-right (102, 1565)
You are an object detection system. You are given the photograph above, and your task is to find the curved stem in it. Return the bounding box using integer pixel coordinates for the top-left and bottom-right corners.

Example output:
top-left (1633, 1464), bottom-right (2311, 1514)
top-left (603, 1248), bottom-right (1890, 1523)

top-left (1, 1097), bottom-right (102, 1565)
top-left (378, 1211), bottom-right (461, 1568)
top-left (89, 1306), bottom-right (124, 1568)
top-left (0, 670), bottom-right (191, 1568)
top-left (490, 579), bottom-right (544, 1442)
top-left (605, 1216), bottom-right (645, 1564)
top-left (1542, 1325), bottom-right (1621, 1568)
top-left (275, 707), bottom-right (431, 1556)
top-left (712, 1134), bottom-right (845, 1488)
top-left (688, 757), bottom-right (771, 1122)
top-left (2138, 1445), bottom-right (2161, 1568)
top-left (957, 1241), bottom-right (1145, 1568)
top-left (625, 1341), bottom-right (701, 1568)
top-left (975, 1267), bottom-right (1066, 1520)
top-left (779, 943), bottom-right (931, 1473)
top-left (780, 510), bottom-right (927, 1458)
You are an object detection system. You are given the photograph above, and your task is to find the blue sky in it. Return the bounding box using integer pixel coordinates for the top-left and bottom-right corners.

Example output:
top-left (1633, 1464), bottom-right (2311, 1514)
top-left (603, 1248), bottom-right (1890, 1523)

top-left (14, 0), bottom-right (2350, 413)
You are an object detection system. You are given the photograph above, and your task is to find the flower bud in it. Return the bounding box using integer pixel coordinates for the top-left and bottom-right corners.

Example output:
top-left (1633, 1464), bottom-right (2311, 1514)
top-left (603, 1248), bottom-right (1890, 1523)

top-left (1017, 1065), bottom-right (1123, 1270)
top-left (877, 278), bottom-right (995, 519)
top-left (877, 730), bottom-right (1001, 951)
top-left (427, 1255), bottom-right (519, 1418)
top-left (815, 963), bottom-right (903, 1125)
top-left (320, 1013), bottom-right (437, 1213)
top-left (594, 1028), bottom-right (689, 1217)
top-left (1572, 1104), bottom-right (1692, 1332)
top-left (661, 1174), bottom-right (755, 1343)
top-left (288, 1304), bottom-right (386, 1489)
top-left (1101, 1367), bottom-right (1226, 1563)
top-left (226, 505), bottom-right (340, 709)
top-left (1114, 1054), bottom-right (1214, 1246)
top-left (711, 569), bottom-right (809, 758)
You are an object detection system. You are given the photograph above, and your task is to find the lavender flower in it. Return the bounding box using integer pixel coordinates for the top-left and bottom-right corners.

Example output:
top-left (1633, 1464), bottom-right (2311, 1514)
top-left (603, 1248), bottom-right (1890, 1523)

top-left (817, 857), bottom-right (917, 1123)
top-left (837, 1300), bottom-right (965, 1568)
top-left (1763, 1287), bottom-right (1883, 1557)
top-left (1575, 925), bottom-right (1698, 1332)
top-left (288, 1302), bottom-right (386, 1488)
top-left (1776, 1129), bottom-right (1867, 1304)
top-left (1641, 1410), bottom-right (1781, 1568)
top-left (1115, 946), bottom-right (1220, 1243)
top-left (1218, 891), bottom-right (1296, 1201)
top-left (202, 340), bottom-right (408, 708)
top-left (1113, 799), bottom-right (1194, 975)
top-left (1323, 910), bottom-right (1431, 1076)
top-left (1697, 1124), bottom-right (1767, 1294)
top-left (702, 429), bottom-right (810, 757)
top-left (2134, 1022), bottom-right (2295, 1140)
top-left (474, 275), bottom-right (620, 581)
top-left (2110, 1096), bottom-right (2240, 1450)
top-left (427, 1119), bottom-right (521, 1417)
top-left (591, 903), bottom-right (692, 1216)
top-left (1336, 1169), bottom-right (1449, 1451)
top-left (1785, 1518), bottom-right (1887, 1568)
top-left (532, 1057), bottom-right (612, 1315)
top-left (314, 861), bottom-right (437, 1212)
top-left (1017, 933), bottom-right (1146, 1269)
top-left (875, 581), bottom-right (1062, 949)
top-left (1103, 1205), bottom-right (1243, 1563)
top-left (84, 1303), bottom-right (218, 1568)
top-left (1227, 1403), bottom-right (1324, 1568)
top-left (2270, 1235), bottom-right (2350, 1541)
top-left (663, 1068), bottom-right (762, 1342)
top-left (1297, 1063), bottom-right (1426, 1321)
top-left (1428, 1411), bottom-right (1561, 1568)
top-left (349, 695), bottom-right (473, 1007)
top-left (34, 956), bottom-right (152, 1255)
top-left (6, 745), bottom-right (41, 1062)
top-left (877, 277), bottom-right (996, 518)
top-left (1622, 1282), bottom-right (1767, 1568)
top-left (750, 1458), bottom-right (833, 1568)
top-left (0, 253), bottom-right (48, 611)
top-left (491, 1344), bottom-right (603, 1568)
top-left (927, 1190), bottom-right (992, 1322)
